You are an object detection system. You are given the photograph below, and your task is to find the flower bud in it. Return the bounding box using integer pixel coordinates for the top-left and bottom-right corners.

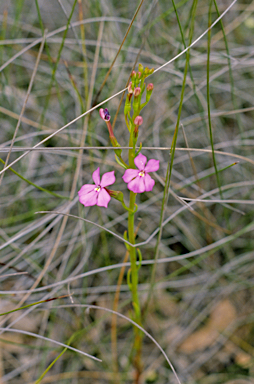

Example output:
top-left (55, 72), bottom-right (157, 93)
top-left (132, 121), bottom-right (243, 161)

top-left (131, 70), bottom-right (136, 80)
top-left (99, 108), bottom-right (110, 121)
top-left (146, 83), bottom-right (154, 103)
top-left (133, 116), bottom-right (143, 139)
top-left (134, 116), bottom-right (143, 126)
top-left (104, 188), bottom-right (131, 211)
top-left (100, 108), bottom-right (114, 136)
top-left (104, 189), bottom-right (124, 203)
top-left (134, 87), bottom-right (141, 97)
top-left (125, 86), bottom-right (132, 115)
top-left (128, 82), bottom-right (133, 94)
top-left (147, 83), bottom-right (154, 92)
top-left (138, 63), bottom-right (144, 74)
top-left (144, 67), bottom-right (150, 77)
top-left (137, 71), bottom-right (142, 79)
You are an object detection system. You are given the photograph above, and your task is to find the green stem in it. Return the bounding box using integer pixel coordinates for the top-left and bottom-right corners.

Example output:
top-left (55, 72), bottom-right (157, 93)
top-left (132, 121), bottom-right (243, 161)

top-left (128, 135), bottom-right (142, 377)
top-left (128, 124), bottom-right (135, 168)
top-left (128, 191), bottom-right (140, 318)
top-left (128, 190), bottom-right (142, 379)
top-left (125, 114), bottom-right (131, 132)
top-left (128, 127), bottom-right (141, 323)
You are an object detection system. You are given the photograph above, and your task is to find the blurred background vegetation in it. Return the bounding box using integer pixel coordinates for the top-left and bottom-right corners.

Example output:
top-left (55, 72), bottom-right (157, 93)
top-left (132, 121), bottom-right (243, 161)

top-left (1, 0), bottom-right (254, 383)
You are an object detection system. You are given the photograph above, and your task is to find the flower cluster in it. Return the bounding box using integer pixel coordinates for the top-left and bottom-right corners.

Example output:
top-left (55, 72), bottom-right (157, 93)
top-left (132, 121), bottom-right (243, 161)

top-left (78, 153), bottom-right (159, 207)
top-left (78, 64), bottom-right (158, 208)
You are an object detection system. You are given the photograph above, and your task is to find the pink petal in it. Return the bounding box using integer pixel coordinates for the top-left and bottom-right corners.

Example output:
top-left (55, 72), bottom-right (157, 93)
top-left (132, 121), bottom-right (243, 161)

top-left (144, 159), bottom-right (160, 173)
top-left (97, 188), bottom-right (111, 207)
top-left (127, 176), bottom-right (145, 193)
top-left (122, 169), bottom-right (139, 183)
top-left (134, 153), bottom-right (147, 170)
top-left (92, 167), bottom-right (100, 185)
top-left (78, 184), bottom-right (95, 197)
top-left (144, 174), bottom-right (155, 191)
top-left (100, 171), bottom-right (115, 187)
top-left (99, 108), bottom-right (105, 120)
top-left (79, 190), bottom-right (98, 206)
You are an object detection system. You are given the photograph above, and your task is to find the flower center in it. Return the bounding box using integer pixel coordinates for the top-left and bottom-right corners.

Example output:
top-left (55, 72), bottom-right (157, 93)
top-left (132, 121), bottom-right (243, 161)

top-left (138, 170), bottom-right (145, 177)
top-left (104, 109), bottom-right (110, 121)
top-left (94, 186), bottom-right (101, 192)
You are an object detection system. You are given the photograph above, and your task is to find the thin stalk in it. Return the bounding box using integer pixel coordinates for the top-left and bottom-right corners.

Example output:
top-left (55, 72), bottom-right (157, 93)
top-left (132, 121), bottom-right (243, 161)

top-left (128, 190), bottom-right (142, 383)
top-left (111, 250), bottom-right (129, 384)
top-left (77, 0), bottom-right (89, 103)
top-left (0, 157), bottom-right (70, 200)
top-left (34, 329), bottom-right (87, 384)
top-left (213, 0), bottom-right (243, 136)
top-left (111, 221), bottom-right (142, 384)
top-left (127, 137), bottom-right (142, 382)
top-left (207, 0), bottom-right (223, 199)
top-left (128, 192), bottom-right (139, 319)
top-left (35, 0), bottom-right (78, 127)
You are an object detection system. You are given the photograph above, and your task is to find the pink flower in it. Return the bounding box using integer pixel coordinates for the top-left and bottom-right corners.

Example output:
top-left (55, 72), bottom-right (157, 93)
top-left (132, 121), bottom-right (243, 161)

top-left (78, 168), bottom-right (115, 207)
top-left (122, 153), bottom-right (159, 193)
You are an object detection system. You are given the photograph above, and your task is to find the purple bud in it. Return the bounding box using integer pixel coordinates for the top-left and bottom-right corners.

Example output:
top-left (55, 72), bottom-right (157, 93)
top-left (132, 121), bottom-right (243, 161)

top-left (147, 83), bottom-right (154, 92)
top-left (134, 116), bottom-right (143, 126)
top-left (99, 108), bottom-right (111, 121)
top-left (134, 87), bottom-right (141, 97)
